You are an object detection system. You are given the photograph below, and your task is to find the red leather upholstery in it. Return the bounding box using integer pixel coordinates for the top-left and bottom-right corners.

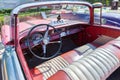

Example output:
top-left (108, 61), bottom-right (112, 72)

top-left (31, 43), bottom-right (97, 80)
top-left (85, 26), bottom-right (120, 43)
top-left (48, 38), bottom-right (120, 80)
top-left (101, 45), bottom-right (120, 60)
top-left (60, 50), bottom-right (81, 64)
top-left (60, 43), bottom-right (97, 64)
top-left (101, 37), bottom-right (120, 60)
top-left (31, 68), bottom-right (44, 80)
top-left (31, 51), bottom-right (80, 80)
top-left (47, 71), bottom-right (71, 80)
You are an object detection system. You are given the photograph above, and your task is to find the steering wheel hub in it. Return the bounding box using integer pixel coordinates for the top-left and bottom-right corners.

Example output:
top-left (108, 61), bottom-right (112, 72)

top-left (43, 37), bottom-right (49, 45)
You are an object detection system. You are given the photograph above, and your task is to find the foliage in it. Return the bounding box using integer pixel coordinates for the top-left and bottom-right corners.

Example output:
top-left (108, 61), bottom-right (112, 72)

top-left (0, 9), bottom-right (12, 14)
top-left (0, 9), bottom-right (12, 28)
top-left (86, 0), bottom-right (112, 6)
top-left (0, 16), bottom-right (4, 31)
top-left (0, 8), bottom-right (51, 28)
top-left (106, 0), bottom-right (110, 6)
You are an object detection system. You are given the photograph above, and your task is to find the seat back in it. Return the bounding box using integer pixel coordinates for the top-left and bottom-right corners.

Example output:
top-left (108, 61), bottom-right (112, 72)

top-left (48, 38), bottom-right (120, 80)
top-left (62, 48), bottom-right (120, 80)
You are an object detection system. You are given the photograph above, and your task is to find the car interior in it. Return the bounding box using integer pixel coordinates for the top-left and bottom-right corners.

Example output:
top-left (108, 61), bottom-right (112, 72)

top-left (19, 23), bottom-right (120, 80)
top-left (15, 3), bottom-right (120, 80)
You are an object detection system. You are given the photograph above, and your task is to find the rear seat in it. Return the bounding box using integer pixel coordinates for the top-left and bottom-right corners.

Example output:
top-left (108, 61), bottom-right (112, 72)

top-left (32, 43), bottom-right (98, 80)
top-left (48, 37), bottom-right (120, 80)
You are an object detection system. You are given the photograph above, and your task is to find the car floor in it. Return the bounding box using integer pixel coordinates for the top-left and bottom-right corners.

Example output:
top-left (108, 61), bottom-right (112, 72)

top-left (107, 67), bottom-right (120, 80)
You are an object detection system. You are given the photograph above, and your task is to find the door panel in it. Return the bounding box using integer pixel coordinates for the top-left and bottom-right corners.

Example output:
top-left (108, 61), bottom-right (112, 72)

top-left (85, 26), bottom-right (120, 43)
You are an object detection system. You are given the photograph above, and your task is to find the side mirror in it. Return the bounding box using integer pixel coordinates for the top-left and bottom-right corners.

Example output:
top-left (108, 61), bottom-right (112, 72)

top-left (93, 2), bottom-right (103, 8)
top-left (0, 42), bottom-right (5, 55)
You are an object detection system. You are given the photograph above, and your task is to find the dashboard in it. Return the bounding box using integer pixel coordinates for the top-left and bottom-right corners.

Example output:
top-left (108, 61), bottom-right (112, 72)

top-left (20, 20), bottom-right (85, 49)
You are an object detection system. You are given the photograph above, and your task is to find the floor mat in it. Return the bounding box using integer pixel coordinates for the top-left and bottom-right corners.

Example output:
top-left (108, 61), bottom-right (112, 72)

top-left (61, 38), bottom-right (78, 53)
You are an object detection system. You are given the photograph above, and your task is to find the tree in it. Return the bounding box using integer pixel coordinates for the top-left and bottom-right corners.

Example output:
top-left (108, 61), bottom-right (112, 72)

top-left (85, 0), bottom-right (112, 6)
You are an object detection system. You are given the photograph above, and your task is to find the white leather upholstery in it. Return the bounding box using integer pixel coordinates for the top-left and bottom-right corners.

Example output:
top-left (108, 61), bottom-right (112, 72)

top-left (75, 43), bottom-right (96, 55)
top-left (36, 56), bottom-right (69, 80)
top-left (36, 43), bottom-right (96, 80)
top-left (62, 48), bottom-right (120, 80)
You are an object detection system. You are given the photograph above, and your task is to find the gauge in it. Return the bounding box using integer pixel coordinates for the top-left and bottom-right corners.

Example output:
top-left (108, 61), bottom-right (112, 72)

top-left (31, 32), bottom-right (43, 45)
top-left (60, 32), bottom-right (66, 37)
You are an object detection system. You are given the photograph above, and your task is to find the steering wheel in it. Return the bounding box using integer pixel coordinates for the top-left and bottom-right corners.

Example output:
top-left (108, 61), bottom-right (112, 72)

top-left (27, 24), bottom-right (62, 60)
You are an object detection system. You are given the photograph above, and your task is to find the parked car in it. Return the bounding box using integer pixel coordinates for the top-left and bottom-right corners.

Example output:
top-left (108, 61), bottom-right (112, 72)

top-left (1, 1), bottom-right (120, 80)
top-left (49, 6), bottom-right (120, 27)
top-left (101, 12), bottom-right (120, 27)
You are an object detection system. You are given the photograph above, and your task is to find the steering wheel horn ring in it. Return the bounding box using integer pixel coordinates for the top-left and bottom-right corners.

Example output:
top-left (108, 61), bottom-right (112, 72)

top-left (27, 24), bottom-right (62, 60)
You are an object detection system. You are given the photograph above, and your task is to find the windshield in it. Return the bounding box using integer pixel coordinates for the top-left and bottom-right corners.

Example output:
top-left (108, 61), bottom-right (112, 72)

top-left (17, 4), bottom-right (90, 33)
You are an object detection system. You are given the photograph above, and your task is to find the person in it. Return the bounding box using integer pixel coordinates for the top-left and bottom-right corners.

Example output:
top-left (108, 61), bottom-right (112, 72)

top-left (111, 0), bottom-right (119, 10)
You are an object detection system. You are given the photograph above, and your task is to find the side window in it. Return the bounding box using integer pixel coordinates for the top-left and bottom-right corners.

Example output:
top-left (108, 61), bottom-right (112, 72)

top-left (93, 2), bottom-right (103, 25)
top-left (101, 18), bottom-right (107, 25)
top-left (94, 8), bottom-right (101, 24)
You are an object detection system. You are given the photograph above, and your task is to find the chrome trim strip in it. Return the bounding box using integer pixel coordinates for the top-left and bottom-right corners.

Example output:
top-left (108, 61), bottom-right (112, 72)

top-left (1, 46), bottom-right (25, 80)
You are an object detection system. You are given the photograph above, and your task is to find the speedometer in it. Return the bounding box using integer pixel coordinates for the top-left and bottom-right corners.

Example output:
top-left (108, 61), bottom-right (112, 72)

top-left (31, 32), bottom-right (43, 45)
